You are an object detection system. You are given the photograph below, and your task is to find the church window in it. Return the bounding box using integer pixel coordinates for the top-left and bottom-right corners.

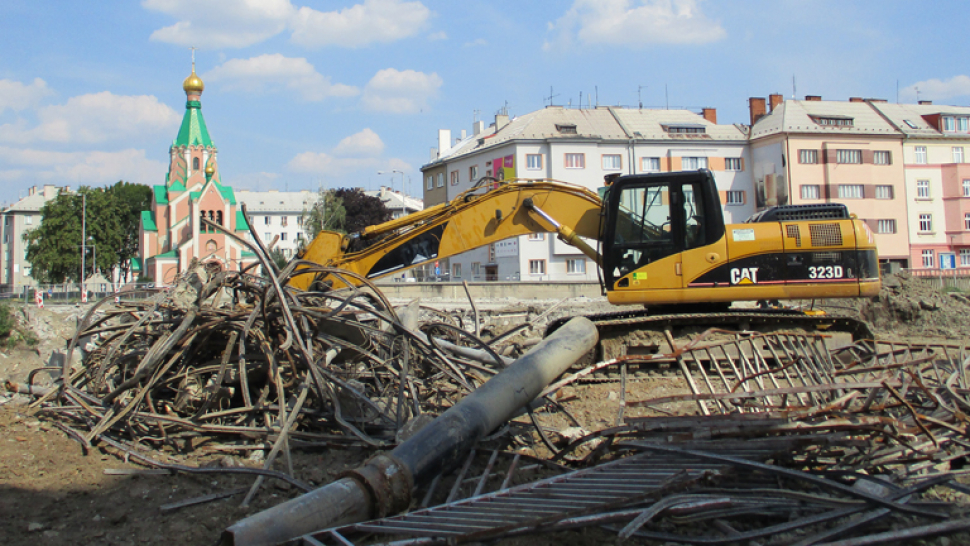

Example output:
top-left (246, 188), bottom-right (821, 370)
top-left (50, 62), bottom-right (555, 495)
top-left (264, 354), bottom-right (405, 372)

top-left (206, 240), bottom-right (217, 253)
top-left (193, 157), bottom-right (200, 170)
top-left (216, 210), bottom-right (223, 225)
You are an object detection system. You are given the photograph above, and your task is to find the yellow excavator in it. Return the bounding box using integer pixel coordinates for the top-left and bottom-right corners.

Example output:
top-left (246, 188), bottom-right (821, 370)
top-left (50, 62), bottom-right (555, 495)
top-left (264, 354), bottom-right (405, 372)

top-left (291, 170), bottom-right (880, 345)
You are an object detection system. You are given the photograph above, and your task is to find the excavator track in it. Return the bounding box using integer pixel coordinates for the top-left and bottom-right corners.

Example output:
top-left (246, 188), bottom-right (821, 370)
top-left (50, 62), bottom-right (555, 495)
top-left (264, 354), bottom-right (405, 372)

top-left (546, 308), bottom-right (874, 363)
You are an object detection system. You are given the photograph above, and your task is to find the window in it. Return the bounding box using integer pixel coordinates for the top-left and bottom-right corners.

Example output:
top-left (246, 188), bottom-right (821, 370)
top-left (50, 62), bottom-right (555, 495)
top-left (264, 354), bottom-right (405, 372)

top-left (436, 173), bottom-right (444, 188)
top-left (297, 232), bottom-right (304, 241)
top-left (873, 151), bottom-right (891, 165)
top-left (962, 249), bottom-right (970, 267)
top-left (801, 185), bottom-right (820, 200)
top-left (917, 179), bottom-right (930, 198)
top-left (799, 149), bottom-right (818, 164)
top-left (469, 165), bottom-right (479, 181)
top-left (528, 233), bottom-right (545, 241)
top-left (915, 146), bottom-right (927, 164)
top-left (193, 157), bottom-right (200, 170)
top-left (944, 117), bottom-right (956, 132)
top-left (919, 213), bottom-right (933, 232)
top-left (875, 185), bottom-right (894, 199)
top-left (837, 149), bottom-right (862, 164)
top-left (297, 215), bottom-right (304, 226)
top-left (471, 262), bottom-right (480, 276)
top-left (641, 157), bottom-right (661, 172)
top-left (955, 147), bottom-right (965, 163)
top-left (555, 124), bottom-right (577, 135)
top-left (264, 232), bottom-right (271, 241)
top-left (281, 216), bottom-right (288, 227)
top-left (564, 153), bottom-right (585, 169)
top-left (528, 259), bottom-right (546, 275)
top-left (25, 216), bottom-right (32, 225)
top-left (838, 185), bottom-right (864, 199)
top-left (426, 176), bottom-right (433, 190)
top-left (682, 157), bottom-right (708, 170)
top-left (526, 154), bottom-right (543, 170)
top-left (724, 158), bottom-right (743, 171)
top-left (961, 118), bottom-right (970, 132)
top-left (264, 216), bottom-right (271, 225)
top-left (725, 190), bottom-right (745, 205)
top-left (877, 219), bottom-right (896, 234)
top-left (602, 154), bottom-right (622, 170)
top-left (450, 171), bottom-right (459, 186)
top-left (922, 249), bottom-right (934, 268)
top-left (812, 116), bottom-right (854, 126)
top-left (452, 263), bottom-right (461, 278)
top-left (664, 125), bottom-right (706, 134)
top-left (964, 179), bottom-right (970, 197)
top-left (566, 259), bottom-right (586, 274)
top-left (280, 232), bottom-right (287, 241)
top-left (965, 213), bottom-right (970, 231)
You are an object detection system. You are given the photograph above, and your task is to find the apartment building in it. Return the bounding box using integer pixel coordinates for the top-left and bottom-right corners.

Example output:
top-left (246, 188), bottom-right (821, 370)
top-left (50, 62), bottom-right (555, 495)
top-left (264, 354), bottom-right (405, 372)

top-left (749, 95), bottom-right (909, 268)
top-left (866, 102), bottom-right (970, 269)
top-left (0, 184), bottom-right (72, 293)
top-left (422, 105), bottom-right (753, 282)
top-left (236, 189), bottom-right (315, 258)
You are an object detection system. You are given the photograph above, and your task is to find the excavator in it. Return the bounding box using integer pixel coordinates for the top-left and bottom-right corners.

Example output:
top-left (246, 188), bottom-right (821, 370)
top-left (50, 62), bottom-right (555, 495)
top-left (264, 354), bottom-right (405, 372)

top-left (291, 170), bottom-right (880, 348)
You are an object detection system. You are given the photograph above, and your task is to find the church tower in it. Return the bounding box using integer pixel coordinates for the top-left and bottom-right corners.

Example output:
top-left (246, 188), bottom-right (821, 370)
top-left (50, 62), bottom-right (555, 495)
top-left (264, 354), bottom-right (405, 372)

top-left (135, 56), bottom-right (256, 284)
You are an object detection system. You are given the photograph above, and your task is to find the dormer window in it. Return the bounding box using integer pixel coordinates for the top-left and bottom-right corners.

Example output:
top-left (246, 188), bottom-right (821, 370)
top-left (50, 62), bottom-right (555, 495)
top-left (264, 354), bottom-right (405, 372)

top-left (663, 124), bottom-right (706, 134)
top-left (904, 120), bottom-right (919, 129)
top-left (555, 123), bottom-right (577, 134)
top-left (943, 116), bottom-right (970, 133)
top-left (811, 116), bottom-right (853, 127)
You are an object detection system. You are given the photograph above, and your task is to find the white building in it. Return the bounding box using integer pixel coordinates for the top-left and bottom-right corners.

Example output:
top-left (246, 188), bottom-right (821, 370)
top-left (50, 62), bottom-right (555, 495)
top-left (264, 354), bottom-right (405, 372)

top-left (421, 105), bottom-right (753, 282)
top-left (236, 189), bottom-right (315, 258)
top-left (365, 186), bottom-right (423, 220)
top-left (0, 185), bottom-right (73, 293)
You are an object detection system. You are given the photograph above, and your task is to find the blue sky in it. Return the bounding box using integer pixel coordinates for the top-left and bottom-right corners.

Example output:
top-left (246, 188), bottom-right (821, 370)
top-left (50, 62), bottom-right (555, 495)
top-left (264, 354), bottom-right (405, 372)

top-left (2, 0), bottom-right (968, 206)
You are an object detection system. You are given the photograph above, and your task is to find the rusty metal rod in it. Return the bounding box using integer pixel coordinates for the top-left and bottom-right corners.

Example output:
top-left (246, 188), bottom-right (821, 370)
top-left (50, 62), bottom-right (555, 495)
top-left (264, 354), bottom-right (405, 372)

top-left (221, 316), bottom-right (598, 546)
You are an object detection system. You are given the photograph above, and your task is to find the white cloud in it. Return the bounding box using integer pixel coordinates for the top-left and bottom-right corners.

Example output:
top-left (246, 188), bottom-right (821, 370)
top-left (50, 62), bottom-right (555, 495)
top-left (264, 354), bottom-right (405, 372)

top-left (545, 0), bottom-right (726, 50)
top-left (361, 68), bottom-right (442, 114)
top-left (291, 0), bottom-right (431, 48)
top-left (0, 78), bottom-right (54, 115)
top-left (286, 151), bottom-right (376, 175)
top-left (903, 75), bottom-right (970, 102)
top-left (333, 128), bottom-right (384, 157)
top-left (144, 0), bottom-right (430, 49)
top-left (144, 0), bottom-right (296, 48)
top-left (0, 146), bottom-right (166, 187)
top-left (0, 92), bottom-right (180, 144)
top-left (463, 38), bottom-right (487, 48)
top-left (428, 31), bottom-right (448, 41)
top-left (204, 54), bottom-right (358, 101)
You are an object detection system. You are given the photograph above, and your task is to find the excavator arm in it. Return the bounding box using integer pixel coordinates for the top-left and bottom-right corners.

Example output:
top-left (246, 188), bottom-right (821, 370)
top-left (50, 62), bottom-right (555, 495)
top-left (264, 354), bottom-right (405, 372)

top-left (289, 179), bottom-right (605, 290)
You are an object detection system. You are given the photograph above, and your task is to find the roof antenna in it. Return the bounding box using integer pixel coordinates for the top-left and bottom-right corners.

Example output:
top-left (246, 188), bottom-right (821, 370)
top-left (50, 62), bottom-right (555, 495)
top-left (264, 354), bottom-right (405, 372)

top-left (544, 86), bottom-right (559, 107)
top-left (664, 84), bottom-right (669, 109)
top-left (792, 75), bottom-right (796, 100)
top-left (638, 85), bottom-right (646, 109)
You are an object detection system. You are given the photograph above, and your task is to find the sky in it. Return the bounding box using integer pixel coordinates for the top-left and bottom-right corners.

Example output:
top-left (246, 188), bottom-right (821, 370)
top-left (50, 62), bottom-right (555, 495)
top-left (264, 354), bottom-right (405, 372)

top-left (1, 0), bottom-right (969, 207)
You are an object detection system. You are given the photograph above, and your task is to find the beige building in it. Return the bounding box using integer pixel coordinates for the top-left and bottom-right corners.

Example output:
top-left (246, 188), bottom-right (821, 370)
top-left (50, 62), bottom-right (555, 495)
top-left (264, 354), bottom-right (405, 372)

top-left (0, 185), bottom-right (73, 293)
top-left (422, 105), bottom-right (753, 282)
top-left (749, 95), bottom-right (909, 267)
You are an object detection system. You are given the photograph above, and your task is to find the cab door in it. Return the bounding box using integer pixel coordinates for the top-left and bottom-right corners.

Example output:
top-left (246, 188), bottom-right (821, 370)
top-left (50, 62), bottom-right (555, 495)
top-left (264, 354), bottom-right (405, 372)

top-left (680, 178), bottom-right (728, 292)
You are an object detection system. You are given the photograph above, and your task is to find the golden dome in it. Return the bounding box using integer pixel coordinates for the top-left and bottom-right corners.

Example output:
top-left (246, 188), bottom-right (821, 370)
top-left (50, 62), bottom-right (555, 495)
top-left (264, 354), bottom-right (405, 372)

top-left (205, 164), bottom-right (215, 176)
top-left (183, 69), bottom-right (204, 95)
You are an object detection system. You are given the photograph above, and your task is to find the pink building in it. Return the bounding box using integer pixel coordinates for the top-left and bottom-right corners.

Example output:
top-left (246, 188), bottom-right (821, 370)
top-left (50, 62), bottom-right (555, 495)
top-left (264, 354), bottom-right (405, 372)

top-left (136, 65), bottom-right (256, 284)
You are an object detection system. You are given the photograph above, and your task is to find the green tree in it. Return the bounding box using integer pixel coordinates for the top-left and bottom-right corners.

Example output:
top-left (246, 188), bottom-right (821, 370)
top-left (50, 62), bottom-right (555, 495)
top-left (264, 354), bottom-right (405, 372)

top-left (335, 188), bottom-right (393, 234)
top-left (302, 189), bottom-right (346, 240)
top-left (24, 182), bottom-right (150, 283)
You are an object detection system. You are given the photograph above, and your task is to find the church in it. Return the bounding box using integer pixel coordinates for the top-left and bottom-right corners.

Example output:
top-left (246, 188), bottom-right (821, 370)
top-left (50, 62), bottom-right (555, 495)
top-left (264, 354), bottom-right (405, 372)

top-left (135, 63), bottom-right (257, 284)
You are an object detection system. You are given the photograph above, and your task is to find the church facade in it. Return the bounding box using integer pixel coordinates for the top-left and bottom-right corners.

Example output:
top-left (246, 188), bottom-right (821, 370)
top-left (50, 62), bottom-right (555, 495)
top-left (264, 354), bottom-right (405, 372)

top-left (136, 65), bottom-right (257, 284)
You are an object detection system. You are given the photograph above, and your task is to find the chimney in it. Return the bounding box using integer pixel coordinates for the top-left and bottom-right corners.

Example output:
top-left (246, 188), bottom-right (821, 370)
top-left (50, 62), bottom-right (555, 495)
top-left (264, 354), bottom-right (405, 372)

top-left (460, 129), bottom-right (467, 140)
top-left (701, 108), bottom-right (717, 124)
top-left (437, 129), bottom-right (452, 156)
top-left (805, 95), bottom-right (822, 101)
top-left (473, 120), bottom-right (485, 136)
top-left (749, 97), bottom-right (767, 125)
top-left (495, 113), bottom-right (510, 131)
top-left (849, 97), bottom-right (864, 103)
top-left (769, 93), bottom-right (783, 112)
top-left (29, 186), bottom-right (36, 196)
top-left (919, 100), bottom-right (933, 105)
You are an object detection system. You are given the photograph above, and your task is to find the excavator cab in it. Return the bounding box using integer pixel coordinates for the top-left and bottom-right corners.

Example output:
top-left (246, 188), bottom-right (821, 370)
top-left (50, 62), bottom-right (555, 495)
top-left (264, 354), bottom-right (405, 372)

top-left (601, 170), bottom-right (725, 292)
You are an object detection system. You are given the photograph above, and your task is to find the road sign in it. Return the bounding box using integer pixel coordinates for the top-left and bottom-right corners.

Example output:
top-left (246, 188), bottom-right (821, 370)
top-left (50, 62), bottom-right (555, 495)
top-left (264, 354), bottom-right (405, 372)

top-left (35, 292), bottom-right (43, 309)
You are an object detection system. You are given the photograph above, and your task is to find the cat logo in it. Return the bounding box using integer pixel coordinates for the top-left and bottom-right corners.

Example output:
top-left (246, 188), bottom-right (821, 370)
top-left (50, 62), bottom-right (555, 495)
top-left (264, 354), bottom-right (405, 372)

top-left (730, 267), bottom-right (759, 285)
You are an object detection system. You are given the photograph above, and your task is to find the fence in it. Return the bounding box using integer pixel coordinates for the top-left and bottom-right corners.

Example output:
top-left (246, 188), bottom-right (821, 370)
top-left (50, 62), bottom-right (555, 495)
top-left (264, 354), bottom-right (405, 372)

top-left (901, 268), bottom-right (970, 291)
top-left (1, 282), bottom-right (162, 305)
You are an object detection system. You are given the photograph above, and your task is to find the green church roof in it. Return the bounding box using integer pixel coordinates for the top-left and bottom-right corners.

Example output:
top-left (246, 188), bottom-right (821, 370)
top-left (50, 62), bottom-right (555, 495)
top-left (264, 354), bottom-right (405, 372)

top-left (174, 100), bottom-right (213, 148)
top-left (141, 210), bottom-right (157, 231)
top-left (153, 186), bottom-right (168, 205)
top-left (235, 210), bottom-right (250, 231)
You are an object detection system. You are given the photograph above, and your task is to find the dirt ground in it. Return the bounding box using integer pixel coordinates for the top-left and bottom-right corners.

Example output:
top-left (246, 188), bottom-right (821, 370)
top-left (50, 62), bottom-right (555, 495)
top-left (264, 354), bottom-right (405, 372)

top-left (3, 273), bottom-right (970, 545)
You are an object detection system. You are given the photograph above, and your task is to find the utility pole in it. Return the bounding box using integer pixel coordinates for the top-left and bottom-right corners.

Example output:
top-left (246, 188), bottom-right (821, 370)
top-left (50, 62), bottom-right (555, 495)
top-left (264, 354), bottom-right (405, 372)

top-left (81, 193), bottom-right (86, 293)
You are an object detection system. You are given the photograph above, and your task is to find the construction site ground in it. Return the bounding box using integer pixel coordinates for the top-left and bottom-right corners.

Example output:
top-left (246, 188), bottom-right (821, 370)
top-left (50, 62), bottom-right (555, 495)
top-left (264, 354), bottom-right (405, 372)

top-left (3, 272), bottom-right (970, 545)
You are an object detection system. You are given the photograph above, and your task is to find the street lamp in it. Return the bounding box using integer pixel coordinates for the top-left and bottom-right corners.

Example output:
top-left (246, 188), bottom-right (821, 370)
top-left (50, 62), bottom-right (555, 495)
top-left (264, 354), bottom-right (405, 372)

top-left (377, 170), bottom-right (404, 194)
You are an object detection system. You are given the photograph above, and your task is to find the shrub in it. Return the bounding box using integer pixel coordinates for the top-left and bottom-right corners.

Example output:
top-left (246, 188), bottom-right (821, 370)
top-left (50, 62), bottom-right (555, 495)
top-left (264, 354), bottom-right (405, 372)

top-left (0, 302), bottom-right (38, 348)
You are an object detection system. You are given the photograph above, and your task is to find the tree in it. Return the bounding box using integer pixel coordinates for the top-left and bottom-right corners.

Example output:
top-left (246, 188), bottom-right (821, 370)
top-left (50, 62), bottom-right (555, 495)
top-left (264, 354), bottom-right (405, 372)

top-left (333, 188), bottom-right (392, 234)
top-left (24, 182), bottom-right (150, 283)
top-left (302, 189), bottom-right (346, 242)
